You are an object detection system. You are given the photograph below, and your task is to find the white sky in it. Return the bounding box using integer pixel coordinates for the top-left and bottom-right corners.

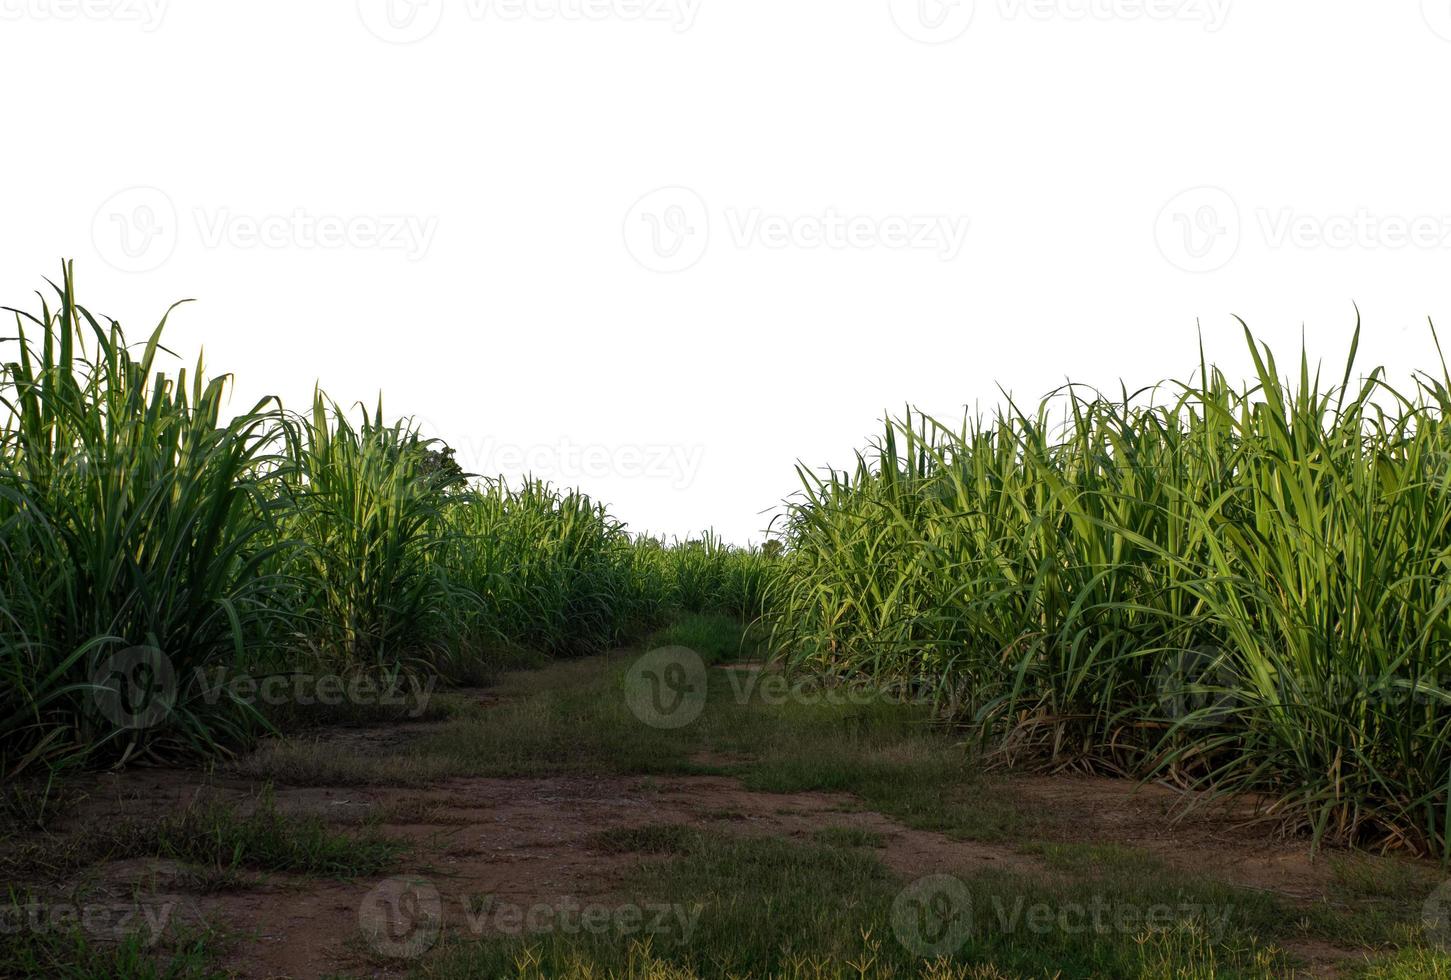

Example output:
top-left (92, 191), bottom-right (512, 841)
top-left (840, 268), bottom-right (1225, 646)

top-left (3, 1), bottom-right (1449, 543)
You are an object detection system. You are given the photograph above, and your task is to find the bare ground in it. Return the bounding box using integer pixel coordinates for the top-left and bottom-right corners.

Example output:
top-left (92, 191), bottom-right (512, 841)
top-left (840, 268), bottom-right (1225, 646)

top-left (11, 728), bottom-right (1410, 979)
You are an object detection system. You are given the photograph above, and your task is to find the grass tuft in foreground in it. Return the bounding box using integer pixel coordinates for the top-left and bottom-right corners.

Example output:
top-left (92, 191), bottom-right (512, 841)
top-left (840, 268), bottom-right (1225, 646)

top-left (0, 920), bottom-right (225, 980)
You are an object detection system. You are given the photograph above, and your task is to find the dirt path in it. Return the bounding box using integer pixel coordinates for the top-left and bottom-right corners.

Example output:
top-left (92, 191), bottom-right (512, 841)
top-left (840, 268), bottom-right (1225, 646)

top-left (62, 768), bottom-right (1053, 977)
top-left (30, 749), bottom-right (1389, 979)
top-left (7, 654), bottom-right (1435, 979)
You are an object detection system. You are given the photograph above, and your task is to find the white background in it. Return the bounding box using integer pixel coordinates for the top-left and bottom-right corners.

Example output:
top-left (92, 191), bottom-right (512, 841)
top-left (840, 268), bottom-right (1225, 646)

top-left (3, 0), bottom-right (1449, 544)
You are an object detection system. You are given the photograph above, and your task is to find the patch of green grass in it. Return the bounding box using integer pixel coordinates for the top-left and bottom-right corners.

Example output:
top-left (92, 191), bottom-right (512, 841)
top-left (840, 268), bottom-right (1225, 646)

top-left (1281, 852), bottom-right (1448, 951)
top-left (438, 644), bottom-right (551, 688)
top-left (700, 808), bottom-right (745, 822)
top-left (423, 943), bottom-right (1026, 979)
top-left (1020, 840), bottom-right (1439, 955)
top-left (450, 653), bottom-right (994, 839)
top-left (1128, 923), bottom-right (1286, 979)
top-left (0, 906), bottom-right (225, 980)
top-left (409, 653), bottom-right (710, 778)
top-left (259, 682), bottom-right (474, 731)
top-left (156, 788), bottom-right (401, 878)
top-left (981, 843), bottom-right (1293, 950)
top-left (1331, 854), bottom-right (1439, 901)
top-left (230, 622), bottom-right (1030, 850)
top-left (231, 737), bottom-right (462, 787)
top-left (698, 683), bottom-right (1028, 843)
top-left (811, 826), bottom-right (886, 848)
top-left (644, 614), bottom-right (759, 666)
top-left (360, 797), bottom-right (466, 827)
top-left (2, 820), bottom-right (158, 883)
top-left (1356, 947), bottom-right (1451, 978)
top-left (1021, 841), bottom-right (1169, 878)
top-left (0, 776), bottom-right (82, 833)
top-left (2, 788), bottom-right (400, 882)
top-left (397, 641), bottom-right (1022, 843)
top-left (410, 824), bottom-right (1294, 979)
top-left (587, 824), bottom-right (699, 856)
top-left (172, 863), bottom-right (259, 895)
top-left (322, 636), bottom-right (1038, 841)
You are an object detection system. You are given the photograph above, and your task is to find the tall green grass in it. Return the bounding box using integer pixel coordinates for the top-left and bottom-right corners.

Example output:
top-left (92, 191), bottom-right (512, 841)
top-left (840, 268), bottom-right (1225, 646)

top-left (635, 531), bottom-right (777, 621)
top-left (0, 265), bottom-right (289, 767)
top-left (772, 325), bottom-right (1451, 854)
top-left (439, 479), bottom-right (653, 658)
top-left (438, 489), bottom-right (778, 661)
top-left (1, 264), bottom-right (778, 775)
top-left (14, 263), bottom-right (1451, 862)
top-left (280, 394), bottom-right (455, 665)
